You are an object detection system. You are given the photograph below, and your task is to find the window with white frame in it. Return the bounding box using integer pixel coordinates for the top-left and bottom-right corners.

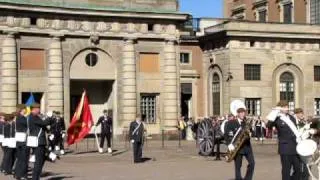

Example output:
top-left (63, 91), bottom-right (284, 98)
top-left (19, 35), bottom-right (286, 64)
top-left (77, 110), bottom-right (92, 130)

top-left (280, 72), bottom-right (295, 111)
top-left (140, 94), bottom-right (157, 124)
top-left (283, 2), bottom-right (293, 23)
top-left (245, 98), bottom-right (261, 116)
top-left (180, 52), bottom-right (191, 64)
top-left (310, 0), bottom-right (320, 24)
top-left (315, 98), bottom-right (320, 116)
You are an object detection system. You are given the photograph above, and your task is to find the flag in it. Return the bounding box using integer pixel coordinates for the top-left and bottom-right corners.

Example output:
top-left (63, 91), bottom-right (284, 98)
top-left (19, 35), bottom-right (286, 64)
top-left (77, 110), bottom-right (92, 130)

top-left (67, 91), bottom-right (94, 145)
top-left (40, 94), bottom-right (46, 115)
top-left (25, 92), bottom-right (35, 116)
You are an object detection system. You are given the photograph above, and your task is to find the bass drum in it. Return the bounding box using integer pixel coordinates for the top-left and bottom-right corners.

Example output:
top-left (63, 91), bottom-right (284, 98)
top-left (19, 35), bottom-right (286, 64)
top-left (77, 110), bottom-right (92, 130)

top-left (197, 119), bottom-right (215, 156)
top-left (296, 139), bottom-right (318, 164)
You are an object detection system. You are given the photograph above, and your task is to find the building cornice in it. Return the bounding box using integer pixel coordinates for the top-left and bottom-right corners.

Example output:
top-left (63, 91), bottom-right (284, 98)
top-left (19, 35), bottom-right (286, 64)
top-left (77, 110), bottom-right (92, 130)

top-left (0, 3), bottom-right (188, 21)
top-left (203, 21), bottom-right (320, 40)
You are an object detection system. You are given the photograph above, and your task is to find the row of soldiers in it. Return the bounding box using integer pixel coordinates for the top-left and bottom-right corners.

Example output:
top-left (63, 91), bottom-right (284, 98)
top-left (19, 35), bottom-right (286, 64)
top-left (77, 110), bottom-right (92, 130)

top-left (0, 103), bottom-right (66, 180)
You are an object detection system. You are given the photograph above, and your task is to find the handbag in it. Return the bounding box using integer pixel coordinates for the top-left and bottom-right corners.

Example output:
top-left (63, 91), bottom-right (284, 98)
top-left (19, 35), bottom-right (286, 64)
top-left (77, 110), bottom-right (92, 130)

top-left (27, 129), bottom-right (42, 148)
top-left (0, 126), bottom-right (4, 143)
top-left (15, 132), bottom-right (27, 142)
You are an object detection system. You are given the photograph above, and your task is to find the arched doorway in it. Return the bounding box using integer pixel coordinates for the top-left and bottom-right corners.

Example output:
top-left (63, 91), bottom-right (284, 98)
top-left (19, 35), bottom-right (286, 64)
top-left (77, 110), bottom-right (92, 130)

top-left (212, 73), bottom-right (220, 116)
top-left (69, 48), bottom-right (117, 133)
top-left (280, 72), bottom-right (295, 111)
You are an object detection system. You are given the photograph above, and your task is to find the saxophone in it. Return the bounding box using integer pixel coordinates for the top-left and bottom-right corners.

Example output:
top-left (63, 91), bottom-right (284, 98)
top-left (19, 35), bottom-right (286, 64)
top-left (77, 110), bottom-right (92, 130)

top-left (225, 118), bottom-right (253, 163)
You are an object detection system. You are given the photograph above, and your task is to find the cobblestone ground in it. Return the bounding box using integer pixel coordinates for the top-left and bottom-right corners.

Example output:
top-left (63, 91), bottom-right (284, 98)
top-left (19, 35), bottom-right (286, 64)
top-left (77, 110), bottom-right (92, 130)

top-left (0, 140), bottom-right (285, 180)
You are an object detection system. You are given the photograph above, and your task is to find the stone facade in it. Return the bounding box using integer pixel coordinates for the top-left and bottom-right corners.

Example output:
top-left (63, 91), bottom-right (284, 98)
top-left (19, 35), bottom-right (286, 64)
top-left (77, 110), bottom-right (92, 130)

top-left (0, 2), bottom-right (188, 136)
top-left (199, 20), bottom-right (320, 117)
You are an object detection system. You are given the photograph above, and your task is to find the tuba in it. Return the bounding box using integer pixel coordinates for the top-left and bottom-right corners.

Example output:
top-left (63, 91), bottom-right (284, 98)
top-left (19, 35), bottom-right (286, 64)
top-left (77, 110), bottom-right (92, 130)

top-left (225, 100), bottom-right (253, 162)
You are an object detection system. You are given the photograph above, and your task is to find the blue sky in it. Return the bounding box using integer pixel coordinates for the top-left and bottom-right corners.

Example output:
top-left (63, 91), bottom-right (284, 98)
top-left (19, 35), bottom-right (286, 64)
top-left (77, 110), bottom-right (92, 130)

top-left (179, 0), bottom-right (223, 18)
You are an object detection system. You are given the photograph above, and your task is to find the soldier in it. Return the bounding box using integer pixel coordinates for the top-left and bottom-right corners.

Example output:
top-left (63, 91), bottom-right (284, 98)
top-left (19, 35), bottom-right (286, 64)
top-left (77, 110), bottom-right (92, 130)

top-left (224, 105), bottom-right (255, 180)
top-left (2, 113), bottom-right (16, 175)
top-left (28, 103), bottom-right (54, 180)
top-left (51, 111), bottom-right (66, 155)
top-left (0, 112), bottom-right (5, 172)
top-left (265, 101), bottom-right (301, 180)
top-left (129, 114), bottom-right (145, 163)
top-left (15, 104), bottom-right (29, 180)
top-left (96, 110), bottom-right (112, 153)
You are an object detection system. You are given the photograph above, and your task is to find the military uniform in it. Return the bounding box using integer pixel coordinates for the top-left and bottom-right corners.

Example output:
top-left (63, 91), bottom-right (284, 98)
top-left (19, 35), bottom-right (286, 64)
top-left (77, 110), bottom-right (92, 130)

top-left (224, 118), bottom-right (255, 180)
top-left (28, 113), bottom-right (53, 180)
top-left (2, 119), bottom-right (16, 175)
top-left (49, 114), bottom-right (66, 153)
top-left (129, 120), bottom-right (144, 163)
top-left (267, 113), bottom-right (301, 180)
top-left (0, 115), bottom-right (5, 172)
top-left (96, 115), bottom-right (112, 152)
top-left (15, 114), bottom-right (29, 179)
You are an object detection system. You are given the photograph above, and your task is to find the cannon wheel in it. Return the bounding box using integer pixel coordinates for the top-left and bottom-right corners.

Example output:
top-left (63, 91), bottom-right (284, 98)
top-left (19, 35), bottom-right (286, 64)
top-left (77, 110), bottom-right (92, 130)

top-left (197, 119), bottom-right (215, 156)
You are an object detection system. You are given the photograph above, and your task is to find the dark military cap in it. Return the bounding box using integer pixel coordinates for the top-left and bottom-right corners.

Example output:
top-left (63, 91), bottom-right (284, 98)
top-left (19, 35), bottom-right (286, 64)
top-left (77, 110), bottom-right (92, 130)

top-left (4, 113), bottom-right (15, 121)
top-left (31, 103), bottom-right (41, 109)
top-left (56, 111), bottom-right (61, 115)
top-left (103, 109), bottom-right (108, 114)
top-left (0, 112), bottom-right (5, 117)
top-left (294, 108), bottom-right (303, 114)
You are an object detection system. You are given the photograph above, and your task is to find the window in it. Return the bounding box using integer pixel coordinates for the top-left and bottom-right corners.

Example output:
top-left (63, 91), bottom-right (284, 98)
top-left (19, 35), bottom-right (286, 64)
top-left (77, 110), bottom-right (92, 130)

top-left (314, 66), bottom-right (320, 81)
top-left (85, 53), bottom-right (98, 67)
top-left (139, 53), bottom-right (160, 73)
top-left (30, 17), bottom-right (37, 25)
top-left (245, 98), bottom-right (261, 116)
top-left (140, 94), bottom-right (157, 124)
top-left (310, 0), bottom-right (320, 24)
top-left (283, 3), bottom-right (292, 24)
top-left (315, 99), bottom-right (320, 116)
top-left (20, 49), bottom-right (45, 70)
top-left (244, 64), bottom-right (261, 80)
top-left (148, 24), bottom-right (153, 31)
top-left (280, 72), bottom-right (295, 111)
top-left (21, 92), bottom-right (43, 104)
top-left (180, 53), bottom-right (190, 64)
top-left (212, 73), bottom-right (220, 115)
top-left (258, 10), bottom-right (267, 22)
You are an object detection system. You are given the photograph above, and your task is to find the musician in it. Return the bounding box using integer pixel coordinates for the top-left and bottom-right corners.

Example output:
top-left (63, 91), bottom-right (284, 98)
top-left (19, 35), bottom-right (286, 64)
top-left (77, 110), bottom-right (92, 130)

top-left (213, 117), bottom-right (224, 160)
top-left (96, 110), bottom-right (113, 154)
top-left (129, 114), bottom-right (145, 163)
top-left (15, 104), bottom-right (29, 180)
top-left (2, 113), bottom-right (16, 175)
top-left (224, 107), bottom-right (255, 180)
top-left (265, 101), bottom-right (301, 180)
top-left (0, 112), bottom-right (5, 172)
top-left (51, 111), bottom-right (66, 155)
top-left (28, 103), bottom-right (54, 180)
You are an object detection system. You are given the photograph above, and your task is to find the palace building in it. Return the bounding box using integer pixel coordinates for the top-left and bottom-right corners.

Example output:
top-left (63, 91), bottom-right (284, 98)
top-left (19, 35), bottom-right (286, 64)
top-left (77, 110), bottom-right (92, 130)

top-left (0, 0), bottom-right (190, 136)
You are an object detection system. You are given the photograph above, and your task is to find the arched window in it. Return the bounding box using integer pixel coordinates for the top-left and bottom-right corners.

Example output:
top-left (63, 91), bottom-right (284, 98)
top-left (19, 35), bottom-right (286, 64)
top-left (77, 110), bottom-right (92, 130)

top-left (280, 72), bottom-right (295, 111)
top-left (212, 73), bottom-right (220, 115)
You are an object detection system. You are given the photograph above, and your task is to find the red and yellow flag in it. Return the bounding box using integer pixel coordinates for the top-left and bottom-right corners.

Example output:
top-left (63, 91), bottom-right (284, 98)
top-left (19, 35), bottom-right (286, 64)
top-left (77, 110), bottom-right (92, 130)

top-left (67, 91), bottom-right (93, 145)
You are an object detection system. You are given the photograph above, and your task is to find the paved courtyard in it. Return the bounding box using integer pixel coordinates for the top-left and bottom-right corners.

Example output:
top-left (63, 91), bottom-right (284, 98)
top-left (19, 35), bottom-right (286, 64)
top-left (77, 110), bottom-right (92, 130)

top-left (0, 140), bottom-right (284, 180)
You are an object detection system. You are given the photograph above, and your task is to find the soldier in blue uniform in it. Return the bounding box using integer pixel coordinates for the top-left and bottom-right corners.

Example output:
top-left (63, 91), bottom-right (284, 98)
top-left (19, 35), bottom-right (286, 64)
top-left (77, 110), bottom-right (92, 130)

top-left (265, 101), bottom-right (301, 180)
top-left (15, 104), bottom-right (29, 180)
top-left (0, 112), bottom-right (6, 172)
top-left (49, 111), bottom-right (66, 155)
top-left (129, 114), bottom-right (145, 163)
top-left (224, 106), bottom-right (255, 180)
top-left (96, 110), bottom-right (113, 153)
top-left (28, 103), bottom-right (54, 180)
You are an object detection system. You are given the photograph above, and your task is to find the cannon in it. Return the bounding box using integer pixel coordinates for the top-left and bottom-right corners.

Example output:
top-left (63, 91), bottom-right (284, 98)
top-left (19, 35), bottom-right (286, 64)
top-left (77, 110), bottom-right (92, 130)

top-left (197, 118), bottom-right (216, 156)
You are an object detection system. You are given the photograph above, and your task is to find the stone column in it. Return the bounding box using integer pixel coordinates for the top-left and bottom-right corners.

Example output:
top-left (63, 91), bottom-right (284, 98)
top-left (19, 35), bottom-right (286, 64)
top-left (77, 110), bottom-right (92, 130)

top-left (163, 40), bottom-right (178, 129)
top-left (47, 36), bottom-right (64, 113)
top-left (120, 38), bottom-right (137, 126)
top-left (1, 32), bottom-right (17, 113)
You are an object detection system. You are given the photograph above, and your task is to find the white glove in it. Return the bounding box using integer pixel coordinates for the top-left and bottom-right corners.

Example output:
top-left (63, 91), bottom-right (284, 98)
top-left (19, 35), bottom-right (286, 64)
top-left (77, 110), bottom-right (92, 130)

top-left (304, 124), bottom-right (311, 130)
top-left (46, 111), bottom-right (53, 118)
top-left (228, 144), bottom-right (235, 151)
top-left (49, 134), bottom-right (54, 141)
top-left (131, 140), bottom-right (134, 143)
top-left (62, 133), bottom-right (66, 138)
top-left (301, 131), bottom-right (311, 140)
top-left (309, 129), bottom-right (317, 135)
top-left (296, 137), bottom-right (302, 144)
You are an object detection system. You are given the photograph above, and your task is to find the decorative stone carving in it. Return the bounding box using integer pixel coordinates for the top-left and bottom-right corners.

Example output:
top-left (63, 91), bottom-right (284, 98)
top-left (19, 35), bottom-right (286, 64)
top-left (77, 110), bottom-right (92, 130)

top-left (89, 34), bottom-right (99, 47)
top-left (67, 20), bottom-right (81, 30)
top-left (21, 18), bottom-right (31, 27)
top-left (81, 21), bottom-right (93, 32)
top-left (7, 16), bottom-right (20, 27)
top-left (37, 18), bottom-right (50, 29)
top-left (127, 23), bottom-right (135, 33)
top-left (111, 22), bottom-right (120, 32)
top-left (52, 19), bottom-right (63, 30)
top-left (153, 24), bottom-right (162, 34)
top-left (166, 24), bottom-right (176, 35)
top-left (140, 24), bottom-right (148, 33)
top-left (96, 21), bottom-right (111, 32)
